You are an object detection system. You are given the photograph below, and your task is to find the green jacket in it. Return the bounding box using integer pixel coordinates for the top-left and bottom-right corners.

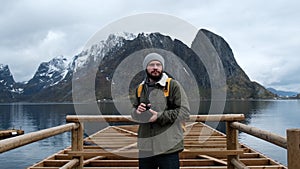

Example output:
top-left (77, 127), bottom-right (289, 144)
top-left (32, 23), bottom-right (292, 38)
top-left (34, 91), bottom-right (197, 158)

top-left (131, 73), bottom-right (190, 155)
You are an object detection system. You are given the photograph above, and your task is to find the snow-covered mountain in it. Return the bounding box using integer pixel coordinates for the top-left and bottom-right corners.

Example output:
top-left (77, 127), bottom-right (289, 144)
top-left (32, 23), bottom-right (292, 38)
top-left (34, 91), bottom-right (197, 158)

top-left (0, 64), bottom-right (15, 88)
top-left (22, 56), bottom-right (69, 95)
top-left (0, 32), bottom-right (136, 102)
top-left (74, 32), bottom-right (136, 72)
top-left (0, 30), bottom-right (277, 102)
top-left (0, 64), bottom-right (23, 102)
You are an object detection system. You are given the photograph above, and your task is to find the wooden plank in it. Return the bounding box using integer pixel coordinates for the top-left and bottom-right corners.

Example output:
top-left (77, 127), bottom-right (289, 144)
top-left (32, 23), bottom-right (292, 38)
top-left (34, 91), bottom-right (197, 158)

top-left (240, 158), bottom-right (270, 165)
top-left (55, 154), bottom-right (72, 160)
top-left (43, 160), bottom-right (69, 167)
top-left (244, 166), bottom-right (286, 169)
top-left (183, 149), bottom-right (245, 156)
top-left (198, 155), bottom-right (227, 165)
top-left (83, 167), bottom-right (228, 169)
top-left (84, 156), bottom-right (106, 165)
top-left (27, 167), bottom-right (58, 169)
top-left (67, 150), bottom-right (138, 158)
top-left (87, 160), bottom-right (138, 167)
top-left (111, 126), bottom-right (138, 136)
top-left (66, 114), bottom-right (245, 123)
top-left (180, 159), bottom-right (219, 166)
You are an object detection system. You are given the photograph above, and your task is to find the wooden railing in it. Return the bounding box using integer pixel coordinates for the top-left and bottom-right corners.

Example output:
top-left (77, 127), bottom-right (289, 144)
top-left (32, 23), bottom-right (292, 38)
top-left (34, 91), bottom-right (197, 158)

top-left (0, 114), bottom-right (299, 169)
top-left (66, 114), bottom-right (299, 169)
top-left (228, 121), bottom-right (300, 169)
top-left (0, 123), bottom-right (78, 153)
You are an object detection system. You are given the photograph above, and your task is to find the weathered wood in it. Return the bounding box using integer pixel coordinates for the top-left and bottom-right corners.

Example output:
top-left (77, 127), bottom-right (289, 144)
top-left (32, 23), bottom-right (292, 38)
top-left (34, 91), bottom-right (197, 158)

top-left (287, 129), bottom-right (300, 169)
top-left (67, 149), bottom-right (245, 158)
top-left (226, 122), bottom-right (238, 169)
top-left (240, 158), bottom-right (270, 165)
top-left (231, 122), bottom-right (287, 149)
top-left (66, 114), bottom-right (245, 123)
top-left (43, 160), bottom-right (70, 167)
top-left (32, 166), bottom-right (285, 169)
top-left (66, 115), bottom-right (133, 122)
top-left (28, 167), bottom-right (57, 169)
top-left (71, 122), bottom-right (84, 169)
top-left (198, 155), bottom-right (227, 165)
top-left (83, 156), bottom-right (106, 165)
top-left (0, 123), bottom-right (78, 153)
top-left (231, 158), bottom-right (249, 169)
top-left (189, 114), bottom-right (245, 122)
top-left (59, 158), bottom-right (79, 169)
top-left (111, 126), bottom-right (138, 136)
top-left (0, 129), bottom-right (24, 139)
top-left (28, 122), bottom-right (288, 169)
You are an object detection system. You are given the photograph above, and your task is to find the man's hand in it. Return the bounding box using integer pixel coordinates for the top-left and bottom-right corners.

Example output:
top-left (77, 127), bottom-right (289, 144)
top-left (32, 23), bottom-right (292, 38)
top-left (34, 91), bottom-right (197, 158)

top-left (136, 103), bottom-right (151, 114)
top-left (148, 109), bottom-right (158, 122)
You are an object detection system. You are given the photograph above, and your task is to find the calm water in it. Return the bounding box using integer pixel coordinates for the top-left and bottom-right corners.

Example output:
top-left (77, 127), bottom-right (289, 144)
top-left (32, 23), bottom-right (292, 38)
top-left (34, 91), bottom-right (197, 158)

top-left (0, 100), bottom-right (299, 168)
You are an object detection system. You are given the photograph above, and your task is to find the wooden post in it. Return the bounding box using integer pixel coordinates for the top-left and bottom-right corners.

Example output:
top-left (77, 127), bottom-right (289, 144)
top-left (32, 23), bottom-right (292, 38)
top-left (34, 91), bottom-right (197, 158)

top-left (71, 122), bottom-right (84, 169)
top-left (226, 122), bottom-right (238, 169)
top-left (287, 129), bottom-right (300, 169)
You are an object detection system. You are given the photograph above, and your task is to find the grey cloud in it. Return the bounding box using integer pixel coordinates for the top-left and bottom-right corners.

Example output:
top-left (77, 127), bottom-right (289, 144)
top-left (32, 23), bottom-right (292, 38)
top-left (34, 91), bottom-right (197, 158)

top-left (0, 0), bottom-right (299, 92)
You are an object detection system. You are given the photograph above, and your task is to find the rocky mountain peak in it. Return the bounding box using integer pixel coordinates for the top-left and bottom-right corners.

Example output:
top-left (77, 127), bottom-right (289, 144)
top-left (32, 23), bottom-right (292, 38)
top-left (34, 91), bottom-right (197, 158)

top-left (0, 64), bottom-right (21, 102)
top-left (73, 32), bottom-right (136, 73)
top-left (23, 56), bottom-right (69, 95)
top-left (0, 64), bottom-right (15, 87)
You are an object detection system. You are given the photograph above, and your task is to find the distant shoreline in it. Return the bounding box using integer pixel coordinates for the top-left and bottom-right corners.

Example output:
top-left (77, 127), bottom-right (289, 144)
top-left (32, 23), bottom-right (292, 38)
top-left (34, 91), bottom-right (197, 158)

top-left (0, 98), bottom-right (299, 105)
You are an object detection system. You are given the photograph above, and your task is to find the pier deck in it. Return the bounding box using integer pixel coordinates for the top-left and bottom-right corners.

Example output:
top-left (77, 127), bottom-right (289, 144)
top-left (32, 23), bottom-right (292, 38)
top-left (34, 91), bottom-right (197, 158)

top-left (28, 122), bottom-right (287, 169)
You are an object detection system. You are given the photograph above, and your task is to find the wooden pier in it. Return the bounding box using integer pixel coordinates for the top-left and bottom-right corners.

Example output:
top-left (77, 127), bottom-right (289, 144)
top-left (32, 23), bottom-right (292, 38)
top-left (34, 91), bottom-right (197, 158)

top-left (0, 114), bottom-right (299, 169)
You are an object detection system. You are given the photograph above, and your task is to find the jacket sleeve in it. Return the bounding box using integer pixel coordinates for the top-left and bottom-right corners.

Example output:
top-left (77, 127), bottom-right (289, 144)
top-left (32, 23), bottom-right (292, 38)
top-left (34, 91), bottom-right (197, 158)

top-left (131, 88), bottom-right (140, 121)
top-left (156, 80), bottom-right (190, 126)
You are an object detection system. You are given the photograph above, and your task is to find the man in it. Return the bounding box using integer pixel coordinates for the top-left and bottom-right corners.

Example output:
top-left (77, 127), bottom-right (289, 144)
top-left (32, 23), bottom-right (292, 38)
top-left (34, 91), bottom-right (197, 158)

top-left (131, 52), bottom-right (190, 169)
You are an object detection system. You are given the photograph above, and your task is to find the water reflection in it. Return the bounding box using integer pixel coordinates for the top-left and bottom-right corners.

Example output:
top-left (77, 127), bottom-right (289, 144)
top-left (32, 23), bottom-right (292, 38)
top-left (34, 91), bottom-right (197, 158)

top-left (0, 103), bottom-right (75, 169)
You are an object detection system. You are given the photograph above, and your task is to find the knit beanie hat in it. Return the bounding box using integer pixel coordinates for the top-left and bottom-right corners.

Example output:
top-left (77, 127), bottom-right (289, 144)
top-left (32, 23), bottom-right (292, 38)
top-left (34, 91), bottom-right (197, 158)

top-left (143, 53), bottom-right (165, 70)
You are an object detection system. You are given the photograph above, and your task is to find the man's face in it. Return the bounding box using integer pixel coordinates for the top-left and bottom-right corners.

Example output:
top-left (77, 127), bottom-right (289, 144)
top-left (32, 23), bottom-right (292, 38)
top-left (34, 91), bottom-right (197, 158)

top-left (146, 60), bottom-right (163, 80)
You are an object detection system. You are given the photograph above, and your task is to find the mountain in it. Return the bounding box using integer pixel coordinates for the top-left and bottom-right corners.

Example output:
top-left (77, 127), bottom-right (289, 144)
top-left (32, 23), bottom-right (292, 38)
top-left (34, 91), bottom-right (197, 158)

top-left (0, 64), bottom-right (23, 102)
top-left (74, 29), bottom-right (275, 101)
top-left (0, 29), bottom-right (276, 103)
top-left (267, 87), bottom-right (298, 97)
top-left (199, 29), bottom-right (275, 99)
top-left (22, 56), bottom-right (68, 94)
top-left (20, 56), bottom-right (73, 102)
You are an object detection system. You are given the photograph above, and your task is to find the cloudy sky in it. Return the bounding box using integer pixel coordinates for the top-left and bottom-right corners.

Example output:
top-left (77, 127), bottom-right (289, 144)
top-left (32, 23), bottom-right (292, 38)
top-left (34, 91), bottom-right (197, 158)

top-left (1, 0), bottom-right (299, 92)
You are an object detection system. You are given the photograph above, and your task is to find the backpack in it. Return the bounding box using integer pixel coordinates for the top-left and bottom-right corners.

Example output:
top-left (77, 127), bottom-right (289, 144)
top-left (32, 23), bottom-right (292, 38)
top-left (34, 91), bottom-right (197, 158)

top-left (137, 78), bottom-right (172, 97)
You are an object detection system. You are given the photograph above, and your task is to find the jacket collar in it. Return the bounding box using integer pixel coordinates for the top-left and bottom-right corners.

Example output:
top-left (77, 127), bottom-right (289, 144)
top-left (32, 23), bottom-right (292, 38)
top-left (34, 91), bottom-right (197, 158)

top-left (141, 72), bottom-right (169, 87)
top-left (156, 72), bottom-right (168, 87)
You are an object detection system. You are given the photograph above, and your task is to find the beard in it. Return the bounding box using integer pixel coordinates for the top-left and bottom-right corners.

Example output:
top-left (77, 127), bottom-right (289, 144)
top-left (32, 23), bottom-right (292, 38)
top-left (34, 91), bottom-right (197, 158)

top-left (146, 70), bottom-right (163, 82)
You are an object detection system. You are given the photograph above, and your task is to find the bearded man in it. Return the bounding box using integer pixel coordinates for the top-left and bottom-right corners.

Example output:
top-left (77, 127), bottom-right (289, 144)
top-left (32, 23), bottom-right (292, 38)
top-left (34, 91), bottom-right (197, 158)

top-left (131, 52), bottom-right (190, 169)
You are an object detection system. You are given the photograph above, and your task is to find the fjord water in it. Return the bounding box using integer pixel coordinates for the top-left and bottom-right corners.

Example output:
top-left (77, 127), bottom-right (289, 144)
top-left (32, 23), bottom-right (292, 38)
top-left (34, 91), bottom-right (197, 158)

top-left (0, 100), bottom-right (299, 168)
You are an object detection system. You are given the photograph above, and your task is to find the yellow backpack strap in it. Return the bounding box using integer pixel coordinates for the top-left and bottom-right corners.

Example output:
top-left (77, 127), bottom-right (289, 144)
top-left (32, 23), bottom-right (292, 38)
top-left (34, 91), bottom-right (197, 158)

top-left (164, 78), bottom-right (172, 97)
top-left (137, 84), bottom-right (143, 97)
